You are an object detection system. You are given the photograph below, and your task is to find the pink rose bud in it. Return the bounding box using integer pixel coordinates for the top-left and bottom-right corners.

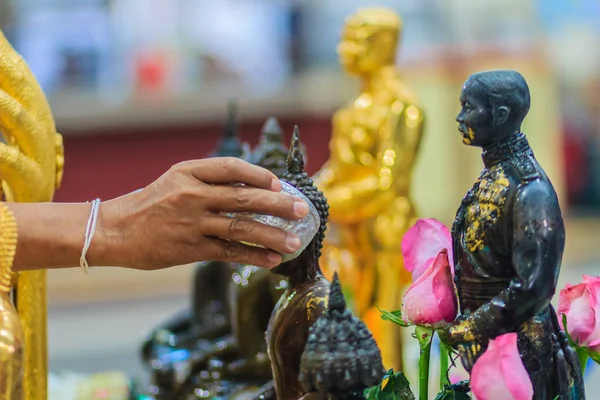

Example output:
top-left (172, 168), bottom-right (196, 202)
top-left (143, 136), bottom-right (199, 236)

top-left (558, 275), bottom-right (600, 350)
top-left (471, 333), bottom-right (533, 400)
top-left (401, 249), bottom-right (457, 328)
top-left (401, 218), bottom-right (453, 280)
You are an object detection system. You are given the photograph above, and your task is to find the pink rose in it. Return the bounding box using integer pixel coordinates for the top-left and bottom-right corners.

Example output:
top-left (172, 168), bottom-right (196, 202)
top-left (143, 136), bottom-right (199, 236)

top-left (471, 333), bottom-right (533, 400)
top-left (401, 218), bottom-right (453, 280)
top-left (401, 249), bottom-right (457, 328)
top-left (558, 275), bottom-right (600, 351)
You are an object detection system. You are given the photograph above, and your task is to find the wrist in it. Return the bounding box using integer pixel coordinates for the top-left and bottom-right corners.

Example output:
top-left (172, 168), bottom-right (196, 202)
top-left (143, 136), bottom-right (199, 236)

top-left (87, 198), bottom-right (129, 268)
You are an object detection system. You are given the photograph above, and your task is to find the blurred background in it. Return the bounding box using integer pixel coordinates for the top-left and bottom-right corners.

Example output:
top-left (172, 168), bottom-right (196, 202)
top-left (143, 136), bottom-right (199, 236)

top-left (1, 0), bottom-right (600, 394)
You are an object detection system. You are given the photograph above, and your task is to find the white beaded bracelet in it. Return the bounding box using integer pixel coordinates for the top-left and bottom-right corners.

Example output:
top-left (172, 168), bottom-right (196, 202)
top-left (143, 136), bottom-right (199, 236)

top-left (80, 198), bottom-right (101, 274)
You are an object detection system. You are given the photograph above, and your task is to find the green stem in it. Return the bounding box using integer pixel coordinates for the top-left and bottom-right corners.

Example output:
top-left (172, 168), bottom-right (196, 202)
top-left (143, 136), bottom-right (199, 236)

top-left (576, 347), bottom-right (589, 374)
top-left (439, 341), bottom-right (449, 389)
top-left (419, 334), bottom-right (432, 400)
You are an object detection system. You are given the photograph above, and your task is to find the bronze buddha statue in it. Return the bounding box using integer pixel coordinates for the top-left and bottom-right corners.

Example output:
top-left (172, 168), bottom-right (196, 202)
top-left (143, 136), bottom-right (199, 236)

top-left (141, 116), bottom-right (291, 399)
top-left (249, 117), bottom-right (289, 177)
top-left (253, 127), bottom-right (331, 400)
top-left (140, 103), bottom-right (246, 375)
top-left (298, 272), bottom-right (385, 400)
top-left (445, 70), bottom-right (585, 399)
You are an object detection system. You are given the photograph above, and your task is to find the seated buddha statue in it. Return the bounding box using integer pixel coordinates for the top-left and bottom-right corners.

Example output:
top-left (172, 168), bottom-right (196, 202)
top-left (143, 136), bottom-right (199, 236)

top-left (175, 118), bottom-right (291, 398)
top-left (312, 8), bottom-right (425, 371)
top-left (253, 127), bottom-right (332, 400)
top-left (140, 102), bottom-right (248, 393)
top-left (141, 117), bottom-right (291, 399)
top-left (298, 272), bottom-right (386, 400)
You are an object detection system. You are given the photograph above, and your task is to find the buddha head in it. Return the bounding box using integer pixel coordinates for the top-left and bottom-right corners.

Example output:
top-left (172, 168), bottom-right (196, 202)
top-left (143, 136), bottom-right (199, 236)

top-left (210, 101), bottom-right (246, 158)
top-left (456, 70), bottom-right (530, 148)
top-left (299, 272), bottom-right (385, 396)
top-left (337, 8), bottom-right (401, 76)
top-left (249, 117), bottom-right (289, 178)
top-left (270, 126), bottom-right (329, 279)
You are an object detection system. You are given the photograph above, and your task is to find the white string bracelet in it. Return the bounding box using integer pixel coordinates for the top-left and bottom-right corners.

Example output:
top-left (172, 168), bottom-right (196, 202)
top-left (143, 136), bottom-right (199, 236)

top-left (80, 198), bottom-right (101, 274)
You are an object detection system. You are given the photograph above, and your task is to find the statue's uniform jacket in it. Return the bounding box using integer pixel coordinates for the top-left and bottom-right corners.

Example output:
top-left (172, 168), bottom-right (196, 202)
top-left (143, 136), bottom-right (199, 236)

top-left (451, 133), bottom-right (583, 399)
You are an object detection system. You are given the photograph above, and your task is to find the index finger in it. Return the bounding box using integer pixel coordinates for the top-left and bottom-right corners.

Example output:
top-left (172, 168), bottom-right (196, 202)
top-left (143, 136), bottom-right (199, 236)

top-left (188, 157), bottom-right (282, 192)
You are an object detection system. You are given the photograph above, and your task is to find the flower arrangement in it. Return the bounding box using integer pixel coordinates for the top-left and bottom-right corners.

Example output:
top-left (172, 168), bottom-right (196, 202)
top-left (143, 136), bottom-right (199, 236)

top-left (366, 218), bottom-right (594, 400)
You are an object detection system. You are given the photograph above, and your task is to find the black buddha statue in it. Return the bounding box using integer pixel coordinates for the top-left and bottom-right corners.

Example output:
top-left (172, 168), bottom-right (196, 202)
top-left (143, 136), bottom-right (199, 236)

top-left (140, 102), bottom-right (247, 396)
top-left (193, 117), bottom-right (290, 382)
top-left (249, 116), bottom-right (289, 177)
top-left (254, 126), bottom-right (332, 400)
top-left (298, 272), bottom-right (386, 400)
top-left (445, 70), bottom-right (585, 399)
top-left (141, 116), bottom-right (293, 400)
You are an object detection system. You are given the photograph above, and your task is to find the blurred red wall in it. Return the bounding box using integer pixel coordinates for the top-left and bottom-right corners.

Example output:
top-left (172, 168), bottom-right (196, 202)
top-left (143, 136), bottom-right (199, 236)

top-left (54, 117), bottom-right (331, 202)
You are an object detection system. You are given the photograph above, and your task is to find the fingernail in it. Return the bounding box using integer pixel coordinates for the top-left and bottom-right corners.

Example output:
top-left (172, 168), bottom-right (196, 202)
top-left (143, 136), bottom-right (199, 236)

top-left (270, 178), bottom-right (282, 192)
top-left (267, 252), bottom-right (283, 267)
top-left (293, 198), bottom-right (309, 217)
top-left (285, 234), bottom-right (301, 252)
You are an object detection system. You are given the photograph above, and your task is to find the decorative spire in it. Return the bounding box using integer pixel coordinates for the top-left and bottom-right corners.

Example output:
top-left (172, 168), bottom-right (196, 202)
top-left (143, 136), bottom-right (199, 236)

top-left (286, 126), bottom-right (305, 174)
top-left (328, 272), bottom-right (346, 314)
top-left (261, 117), bottom-right (283, 144)
top-left (212, 100), bottom-right (243, 158)
top-left (224, 100), bottom-right (237, 139)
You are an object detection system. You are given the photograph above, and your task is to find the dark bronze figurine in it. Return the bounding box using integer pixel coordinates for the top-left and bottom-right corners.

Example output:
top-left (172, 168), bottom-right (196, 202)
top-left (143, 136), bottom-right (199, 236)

top-left (254, 126), bottom-right (331, 400)
top-left (446, 70), bottom-right (585, 399)
top-left (298, 272), bottom-right (386, 400)
top-left (249, 116), bottom-right (289, 177)
top-left (210, 100), bottom-right (246, 158)
top-left (140, 116), bottom-right (293, 399)
top-left (140, 101), bottom-right (245, 358)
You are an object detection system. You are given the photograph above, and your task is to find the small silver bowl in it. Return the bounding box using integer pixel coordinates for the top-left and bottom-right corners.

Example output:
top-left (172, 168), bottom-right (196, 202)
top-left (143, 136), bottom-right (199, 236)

top-left (228, 180), bottom-right (320, 263)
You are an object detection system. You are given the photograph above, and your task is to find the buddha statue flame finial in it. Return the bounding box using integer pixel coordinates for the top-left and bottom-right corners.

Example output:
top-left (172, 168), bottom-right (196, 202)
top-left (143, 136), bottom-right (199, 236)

top-left (250, 117), bottom-right (288, 178)
top-left (262, 117), bottom-right (283, 143)
top-left (328, 272), bottom-right (346, 313)
top-left (287, 126), bottom-right (304, 174)
top-left (211, 100), bottom-right (244, 158)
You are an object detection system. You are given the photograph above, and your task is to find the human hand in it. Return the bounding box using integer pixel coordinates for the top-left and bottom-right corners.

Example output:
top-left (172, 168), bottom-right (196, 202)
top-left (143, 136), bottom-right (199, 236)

top-left (98, 158), bottom-right (310, 270)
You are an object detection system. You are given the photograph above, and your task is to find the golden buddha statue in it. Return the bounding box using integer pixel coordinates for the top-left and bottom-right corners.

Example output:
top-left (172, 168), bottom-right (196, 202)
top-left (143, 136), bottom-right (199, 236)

top-left (313, 8), bottom-right (425, 371)
top-left (0, 29), bottom-right (64, 398)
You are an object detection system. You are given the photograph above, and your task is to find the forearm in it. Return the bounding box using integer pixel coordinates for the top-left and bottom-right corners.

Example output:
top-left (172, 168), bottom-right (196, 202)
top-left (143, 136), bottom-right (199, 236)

top-left (6, 200), bottom-right (124, 271)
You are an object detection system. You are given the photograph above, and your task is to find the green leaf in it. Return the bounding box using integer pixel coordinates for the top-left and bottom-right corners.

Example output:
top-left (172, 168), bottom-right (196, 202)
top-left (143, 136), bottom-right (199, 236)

top-left (364, 369), bottom-right (416, 400)
top-left (379, 307), bottom-right (410, 327)
top-left (364, 384), bottom-right (382, 400)
top-left (433, 383), bottom-right (472, 400)
top-left (586, 347), bottom-right (600, 365)
top-left (433, 390), bottom-right (471, 400)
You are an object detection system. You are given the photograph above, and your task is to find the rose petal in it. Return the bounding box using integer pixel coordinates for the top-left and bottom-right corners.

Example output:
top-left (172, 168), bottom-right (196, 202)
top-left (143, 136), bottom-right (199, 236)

top-left (401, 219), bottom-right (453, 280)
top-left (401, 250), bottom-right (457, 328)
top-left (471, 333), bottom-right (533, 400)
top-left (558, 283), bottom-right (595, 344)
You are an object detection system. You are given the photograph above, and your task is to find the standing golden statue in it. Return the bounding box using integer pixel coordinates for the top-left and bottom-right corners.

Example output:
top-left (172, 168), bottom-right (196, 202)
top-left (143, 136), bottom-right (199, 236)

top-left (313, 8), bottom-right (425, 371)
top-left (0, 203), bottom-right (23, 400)
top-left (0, 29), bottom-right (64, 399)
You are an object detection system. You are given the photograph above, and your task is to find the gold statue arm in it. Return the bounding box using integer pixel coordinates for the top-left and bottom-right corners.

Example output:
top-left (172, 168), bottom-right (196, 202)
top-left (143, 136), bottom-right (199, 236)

top-left (0, 202), bottom-right (24, 400)
top-left (324, 102), bottom-right (424, 223)
top-left (0, 30), bottom-right (62, 202)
